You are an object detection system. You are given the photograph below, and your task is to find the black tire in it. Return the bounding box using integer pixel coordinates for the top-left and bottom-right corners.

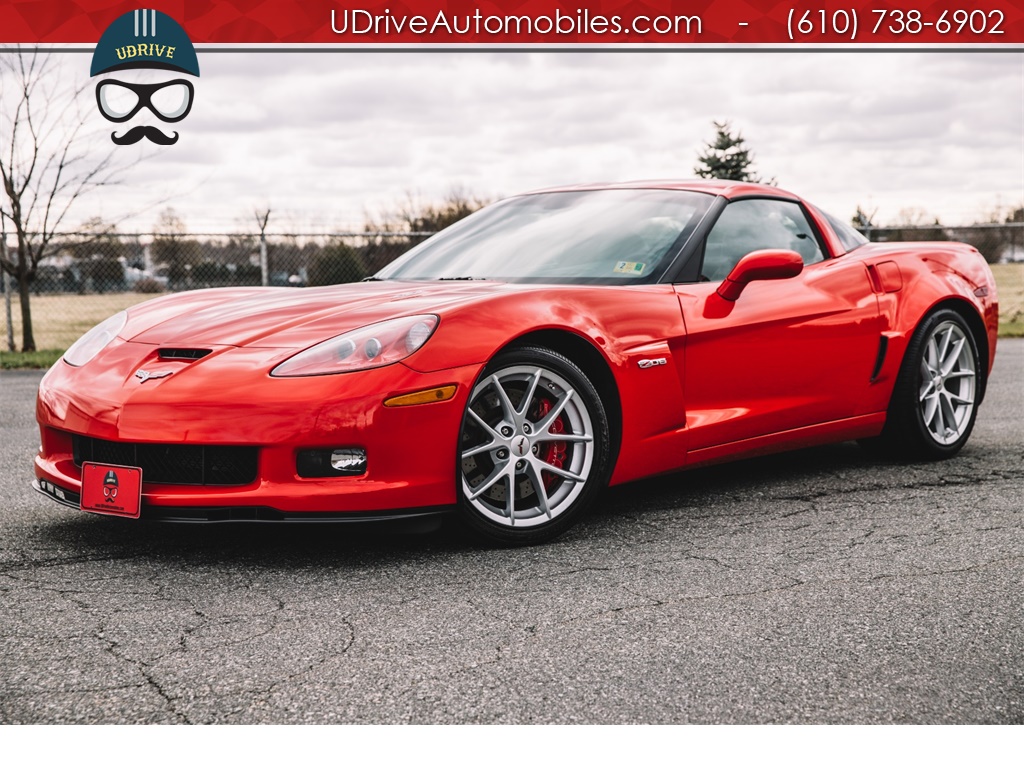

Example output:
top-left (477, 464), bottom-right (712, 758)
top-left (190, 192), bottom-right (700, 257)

top-left (456, 346), bottom-right (611, 545)
top-left (869, 308), bottom-right (982, 461)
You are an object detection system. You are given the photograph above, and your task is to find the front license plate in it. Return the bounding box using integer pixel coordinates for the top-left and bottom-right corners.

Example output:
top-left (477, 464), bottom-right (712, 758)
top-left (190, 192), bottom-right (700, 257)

top-left (80, 462), bottom-right (143, 519)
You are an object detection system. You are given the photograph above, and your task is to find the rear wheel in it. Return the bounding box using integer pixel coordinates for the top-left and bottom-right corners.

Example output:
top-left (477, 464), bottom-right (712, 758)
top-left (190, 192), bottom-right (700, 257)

top-left (456, 346), bottom-right (610, 545)
top-left (870, 308), bottom-right (981, 460)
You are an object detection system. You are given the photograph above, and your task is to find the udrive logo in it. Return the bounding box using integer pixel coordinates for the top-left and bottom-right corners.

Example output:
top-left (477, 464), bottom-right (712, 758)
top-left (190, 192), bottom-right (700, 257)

top-left (90, 9), bottom-right (200, 145)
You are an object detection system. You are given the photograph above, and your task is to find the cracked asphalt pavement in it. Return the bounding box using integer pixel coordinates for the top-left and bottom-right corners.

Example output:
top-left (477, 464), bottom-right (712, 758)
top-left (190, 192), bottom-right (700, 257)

top-left (1, 340), bottom-right (1021, 724)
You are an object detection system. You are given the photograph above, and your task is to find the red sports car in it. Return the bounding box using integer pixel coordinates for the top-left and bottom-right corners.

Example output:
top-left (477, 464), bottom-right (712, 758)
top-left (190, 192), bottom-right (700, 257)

top-left (34, 181), bottom-right (999, 544)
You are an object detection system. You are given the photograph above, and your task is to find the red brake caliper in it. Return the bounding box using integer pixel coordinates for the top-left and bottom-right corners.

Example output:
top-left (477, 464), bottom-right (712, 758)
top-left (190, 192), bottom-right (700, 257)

top-left (534, 399), bottom-right (566, 490)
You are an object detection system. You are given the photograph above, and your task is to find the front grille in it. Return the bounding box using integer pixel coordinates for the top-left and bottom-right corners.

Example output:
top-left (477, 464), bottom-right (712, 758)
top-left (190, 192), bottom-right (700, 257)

top-left (73, 435), bottom-right (257, 486)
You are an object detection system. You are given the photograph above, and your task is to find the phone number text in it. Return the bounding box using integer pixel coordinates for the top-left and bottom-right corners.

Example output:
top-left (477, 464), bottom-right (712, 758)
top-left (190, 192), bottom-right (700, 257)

top-left (786, 8), bottom-right (1006, 41)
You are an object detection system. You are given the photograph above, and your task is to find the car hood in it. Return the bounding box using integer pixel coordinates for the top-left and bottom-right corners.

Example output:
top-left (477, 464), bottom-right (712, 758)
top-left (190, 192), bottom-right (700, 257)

top-left (124, 281), bottom-right (512, 348)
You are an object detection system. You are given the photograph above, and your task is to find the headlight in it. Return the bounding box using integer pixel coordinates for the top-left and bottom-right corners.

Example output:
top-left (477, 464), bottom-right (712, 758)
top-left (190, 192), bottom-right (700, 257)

top-left (271, 315), bottom-right (439, 377)
top-left (63, 311), bottom-right (127, 367)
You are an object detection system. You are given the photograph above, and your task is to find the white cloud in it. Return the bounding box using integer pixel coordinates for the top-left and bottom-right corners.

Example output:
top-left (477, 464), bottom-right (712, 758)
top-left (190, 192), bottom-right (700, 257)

top-left (18, 49), bottom-right (1023, 231)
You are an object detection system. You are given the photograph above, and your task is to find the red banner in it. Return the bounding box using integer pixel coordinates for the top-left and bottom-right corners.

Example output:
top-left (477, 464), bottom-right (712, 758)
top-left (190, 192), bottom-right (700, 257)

top-left (1, 0), bottom-right (1022, 45)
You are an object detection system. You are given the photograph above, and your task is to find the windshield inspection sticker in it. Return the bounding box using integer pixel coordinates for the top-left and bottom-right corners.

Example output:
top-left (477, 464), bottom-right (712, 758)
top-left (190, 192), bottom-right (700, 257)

top-left (614, 261), bottom-right (645, 275)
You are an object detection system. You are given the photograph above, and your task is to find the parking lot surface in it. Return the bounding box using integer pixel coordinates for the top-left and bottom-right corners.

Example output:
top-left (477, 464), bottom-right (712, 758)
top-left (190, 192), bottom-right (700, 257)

top-left (1, 341), bottom-right (1021, 723)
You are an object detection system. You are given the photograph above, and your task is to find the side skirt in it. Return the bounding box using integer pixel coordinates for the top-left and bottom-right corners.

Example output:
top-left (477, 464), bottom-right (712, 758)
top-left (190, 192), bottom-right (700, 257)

top-left (683, 412), bottom-right (887, 469)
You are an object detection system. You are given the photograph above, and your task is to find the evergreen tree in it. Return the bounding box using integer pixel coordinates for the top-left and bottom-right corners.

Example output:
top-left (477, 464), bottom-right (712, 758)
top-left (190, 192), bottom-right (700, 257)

top-left (694, 121), bottom-right (769, 183)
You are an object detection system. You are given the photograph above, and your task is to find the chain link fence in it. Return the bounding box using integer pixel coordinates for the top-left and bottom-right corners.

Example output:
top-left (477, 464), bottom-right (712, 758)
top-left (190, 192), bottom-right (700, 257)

top-left (2, 223), bottom-right (1023, 353)
top-left (859, 222), bottom-right (1024, 260)
top-left (15, 230), bottom-right (432, 293)
top-left (0, 231), bottom-right (430, 352)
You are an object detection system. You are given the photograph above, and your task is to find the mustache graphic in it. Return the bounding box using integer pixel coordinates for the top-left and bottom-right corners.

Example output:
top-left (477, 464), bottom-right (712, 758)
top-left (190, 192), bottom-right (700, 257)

top-left (111, 126), bottom-right (179, 145)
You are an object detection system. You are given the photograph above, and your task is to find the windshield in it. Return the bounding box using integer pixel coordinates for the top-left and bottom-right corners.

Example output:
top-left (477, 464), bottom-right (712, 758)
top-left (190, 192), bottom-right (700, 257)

top-left (376, 189), bottom-right (714, 284)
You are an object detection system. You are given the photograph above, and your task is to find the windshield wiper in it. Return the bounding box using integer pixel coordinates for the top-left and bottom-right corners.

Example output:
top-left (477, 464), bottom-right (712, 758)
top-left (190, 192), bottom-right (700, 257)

top-left (437, 276), bottom-right (486, 281)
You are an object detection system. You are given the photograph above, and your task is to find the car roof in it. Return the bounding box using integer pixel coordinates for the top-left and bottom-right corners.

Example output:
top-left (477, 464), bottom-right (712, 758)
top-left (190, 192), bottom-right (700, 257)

top-left (523, 179), bottom-right (801, 201)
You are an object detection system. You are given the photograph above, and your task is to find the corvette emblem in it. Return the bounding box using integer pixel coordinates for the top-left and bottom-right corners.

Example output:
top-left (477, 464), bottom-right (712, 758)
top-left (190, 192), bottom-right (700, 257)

top-left (135, 369), bottom-right (173, 382)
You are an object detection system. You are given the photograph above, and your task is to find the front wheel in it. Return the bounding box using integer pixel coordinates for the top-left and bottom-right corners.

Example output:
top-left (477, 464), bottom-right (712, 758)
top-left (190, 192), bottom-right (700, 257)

top-left (456, 346), bottom-right (611, 545)
top-left (873, 308), bottom-right (981, 460)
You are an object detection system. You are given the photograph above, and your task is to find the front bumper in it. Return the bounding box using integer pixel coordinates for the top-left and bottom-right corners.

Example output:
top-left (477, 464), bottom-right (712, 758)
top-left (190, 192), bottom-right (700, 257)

top-left (35, 347), bottom-right (481, 517)
top-left (32, 479), bottom-right (449, 525)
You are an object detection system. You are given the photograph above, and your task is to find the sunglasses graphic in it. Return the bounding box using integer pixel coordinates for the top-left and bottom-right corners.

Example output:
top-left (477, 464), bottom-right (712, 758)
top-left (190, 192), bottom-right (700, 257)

top-left (95, 79), bottom-right (194, 123)
top-left (102, 484), bottom-right (118, 500)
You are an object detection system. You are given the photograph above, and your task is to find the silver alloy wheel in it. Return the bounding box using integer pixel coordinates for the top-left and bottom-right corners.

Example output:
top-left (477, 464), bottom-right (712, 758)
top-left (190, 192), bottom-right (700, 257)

top-left (460, 364), bottom-right (595, 528)
top-left (918, 319), bottom-right (977, 446)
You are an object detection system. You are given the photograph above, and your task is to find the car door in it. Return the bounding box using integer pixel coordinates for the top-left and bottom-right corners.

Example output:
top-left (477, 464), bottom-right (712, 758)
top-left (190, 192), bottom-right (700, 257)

top-left (674, 197), bottom-right (882, 452)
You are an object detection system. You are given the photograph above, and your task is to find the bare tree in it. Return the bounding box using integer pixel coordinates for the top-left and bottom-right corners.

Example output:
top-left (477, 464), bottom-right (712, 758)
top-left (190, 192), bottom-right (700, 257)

top-left (0, 47), bottom-right (122, 351)
top-left (151, 207), bottom-right (187, 266)
top-left (366, 188), bottom-right (488, 236)
top-left (362, 188), bottom-right (488, 272)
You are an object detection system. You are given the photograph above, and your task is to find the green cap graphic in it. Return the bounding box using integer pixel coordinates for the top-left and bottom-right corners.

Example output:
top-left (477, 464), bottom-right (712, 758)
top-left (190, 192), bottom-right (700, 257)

top-left (91, 9), bottom-right (200, 77)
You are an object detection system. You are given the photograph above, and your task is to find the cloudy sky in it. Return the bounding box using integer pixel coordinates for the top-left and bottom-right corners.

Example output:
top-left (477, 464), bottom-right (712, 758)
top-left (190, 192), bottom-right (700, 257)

top-left (21, 49), bottom-right (1024, 233)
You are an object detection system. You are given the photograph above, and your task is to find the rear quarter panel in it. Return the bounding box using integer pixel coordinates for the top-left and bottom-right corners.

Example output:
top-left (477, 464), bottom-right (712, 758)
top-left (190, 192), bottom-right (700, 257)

top-left (847, 242), bottom-right (997, 413)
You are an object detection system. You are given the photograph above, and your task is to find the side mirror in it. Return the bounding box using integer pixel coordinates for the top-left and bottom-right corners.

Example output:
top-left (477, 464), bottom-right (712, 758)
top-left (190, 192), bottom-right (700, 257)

top-left (716, 249), bottom-right (804, 301)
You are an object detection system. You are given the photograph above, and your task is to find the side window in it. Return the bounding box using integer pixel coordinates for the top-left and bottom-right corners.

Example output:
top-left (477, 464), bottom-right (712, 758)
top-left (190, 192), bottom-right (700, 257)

top-left (822, 209), bottom-right (869, 254)
top-left (701, 199), bottom-right (825, 282)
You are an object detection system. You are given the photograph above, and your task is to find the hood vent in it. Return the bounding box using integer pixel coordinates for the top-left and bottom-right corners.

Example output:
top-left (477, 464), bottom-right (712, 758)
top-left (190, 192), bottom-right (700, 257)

top-left (159, 348), bottom-right (212, 360)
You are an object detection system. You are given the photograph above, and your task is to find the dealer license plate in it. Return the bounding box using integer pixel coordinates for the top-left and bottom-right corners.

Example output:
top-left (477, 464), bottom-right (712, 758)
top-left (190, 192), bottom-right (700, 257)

top-left (80, 462), bottom-right (142, 519)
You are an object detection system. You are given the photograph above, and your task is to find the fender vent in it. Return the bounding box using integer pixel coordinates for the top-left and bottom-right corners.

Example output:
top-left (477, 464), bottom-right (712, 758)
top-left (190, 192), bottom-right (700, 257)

top-left (870, 336), bottom-right (889, 383)
top-left (159, 348), bottom-right (211, 360)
